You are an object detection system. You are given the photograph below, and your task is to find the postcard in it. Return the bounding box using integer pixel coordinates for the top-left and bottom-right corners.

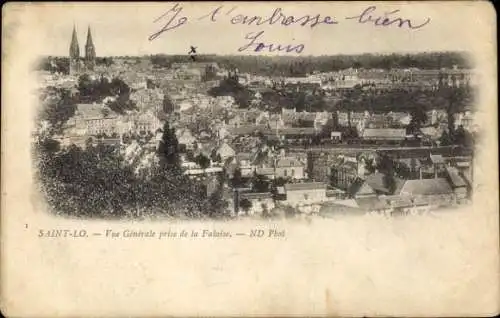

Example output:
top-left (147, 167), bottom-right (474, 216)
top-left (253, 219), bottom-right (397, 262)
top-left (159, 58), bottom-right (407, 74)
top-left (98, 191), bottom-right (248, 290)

top-left (1, 1), bottom-right (499, 317)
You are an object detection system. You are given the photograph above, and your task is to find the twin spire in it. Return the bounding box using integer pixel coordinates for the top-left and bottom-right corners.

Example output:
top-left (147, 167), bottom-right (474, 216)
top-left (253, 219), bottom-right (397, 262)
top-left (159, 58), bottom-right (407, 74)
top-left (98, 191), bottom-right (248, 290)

top-left (69, 25), bottom-right (95, 60)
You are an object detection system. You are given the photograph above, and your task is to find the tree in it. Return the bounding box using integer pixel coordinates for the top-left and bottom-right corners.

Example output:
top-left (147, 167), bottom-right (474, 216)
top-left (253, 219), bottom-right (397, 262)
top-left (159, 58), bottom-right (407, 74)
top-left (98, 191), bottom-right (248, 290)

top-left (239, 198), bottom-right (252, 215)
top-left (251, 172), bottom-right (270, 192)
top-left (232, 167), bottom-right (243, 188)
top-left (453, 125), bottom-right (474, 148)
top-left (407, 106), bottom-right (428, 134)
top-left (195, 154), bottom-right (211, 170)
top-left (157, 122), bottom-right (180, 170)
top-left (39, 87), bottom-right (77, 133)
top-left (77, 74), bottom-right (94, 97)
top-left (383, 172), bottom-right (397, 194)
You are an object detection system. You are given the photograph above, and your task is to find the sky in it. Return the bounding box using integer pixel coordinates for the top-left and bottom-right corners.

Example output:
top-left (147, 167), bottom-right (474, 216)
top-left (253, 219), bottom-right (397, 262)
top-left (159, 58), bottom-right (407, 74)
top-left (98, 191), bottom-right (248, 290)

top-left (13, 2), bottom-right (494, 57)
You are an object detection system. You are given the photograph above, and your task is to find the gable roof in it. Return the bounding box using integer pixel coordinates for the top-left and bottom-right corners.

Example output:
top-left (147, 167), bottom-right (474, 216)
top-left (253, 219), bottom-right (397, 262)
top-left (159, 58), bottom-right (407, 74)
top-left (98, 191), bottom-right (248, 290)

top-left (397, 178), bottom-right (453, 196)
top-left (216, 142), bottom-right (235, 157)
top-left (348, 177), bottom-right (377, 197)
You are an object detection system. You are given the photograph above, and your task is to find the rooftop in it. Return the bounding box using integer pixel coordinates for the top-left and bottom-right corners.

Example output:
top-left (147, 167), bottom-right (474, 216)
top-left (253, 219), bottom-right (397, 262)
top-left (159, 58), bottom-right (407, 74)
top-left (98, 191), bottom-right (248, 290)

top-left (397, 178), bottom-right (453, 196)
top-left (362, 128), bottom-right (406, 140)
top-left (445, 166), bottom-right (467, 188)
top-left (284, 182), bottom-right (326, 191)
top-left (275, 157), bottom-right (305, 168)
top-left (240, 192), bottom-right (273, 200)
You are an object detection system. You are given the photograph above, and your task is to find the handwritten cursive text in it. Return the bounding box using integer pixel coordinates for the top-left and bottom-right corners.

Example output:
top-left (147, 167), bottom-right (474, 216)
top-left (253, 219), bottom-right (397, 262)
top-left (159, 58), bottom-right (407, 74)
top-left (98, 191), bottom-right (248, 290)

top-left (238, 30), bottom-right (305, 54)
top-left (149, 3), bottom-right (188, 41)
top-left (345, 6), bottom-right (431, 29)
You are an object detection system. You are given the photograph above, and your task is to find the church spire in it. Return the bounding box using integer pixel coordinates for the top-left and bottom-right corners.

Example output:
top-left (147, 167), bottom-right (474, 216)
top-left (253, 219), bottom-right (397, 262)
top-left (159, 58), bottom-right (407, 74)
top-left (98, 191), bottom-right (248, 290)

top-left (69, 24), bottom-right (80, 59)
top-left (85, 25), bottom-right (94, 49)
top-left (85, 25), bottom-right (96, 70)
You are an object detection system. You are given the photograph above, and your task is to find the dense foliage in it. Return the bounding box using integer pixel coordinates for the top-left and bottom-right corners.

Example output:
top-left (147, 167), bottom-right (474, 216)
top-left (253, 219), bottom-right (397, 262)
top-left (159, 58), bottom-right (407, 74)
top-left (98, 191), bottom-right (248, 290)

top-left (38, 87), bottom-right (78, 133)
top-left (77, 74), bottom-right (137, 114)
top-left (34, 104), bottom-right (230, 218)
top-left (150, 52), bottom-right (472, 76)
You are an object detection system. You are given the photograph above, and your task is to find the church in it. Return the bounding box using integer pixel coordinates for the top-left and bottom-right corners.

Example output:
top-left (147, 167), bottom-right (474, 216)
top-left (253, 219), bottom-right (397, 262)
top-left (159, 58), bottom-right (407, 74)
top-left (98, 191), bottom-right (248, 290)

top-left (69, 25), bottom-right (96, 75)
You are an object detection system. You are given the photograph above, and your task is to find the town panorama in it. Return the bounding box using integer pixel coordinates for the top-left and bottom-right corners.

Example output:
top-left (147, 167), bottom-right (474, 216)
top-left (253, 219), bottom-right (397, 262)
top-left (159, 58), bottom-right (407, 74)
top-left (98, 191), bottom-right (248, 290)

top-left (33, 26), bottom-right (476, 220)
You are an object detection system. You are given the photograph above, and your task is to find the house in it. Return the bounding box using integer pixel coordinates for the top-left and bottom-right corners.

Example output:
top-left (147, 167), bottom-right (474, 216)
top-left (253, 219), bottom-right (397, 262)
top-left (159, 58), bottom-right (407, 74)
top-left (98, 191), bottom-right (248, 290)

top-left (348, 178), bottom-right (377, 198)
top-left (70, 103), bottom-right (127, 136)
top-left (330, 131), bottom-right (342, 142)
top-left (255, 167), bottom-right (275, 179)
top-left (274, 157), bottom-right (306, 180)
top-left (134, 111), bottom-right (161, 133)
top-left (284, 182), bottom-right (327, 204)
top-left (176, 128), bottom-right (196, 150)
top-left (216, 142), bottom-right (236, 161)
top-left (347, 172), bottom-right (405, 198)
top-left (224, 152), bottom-right (258, 177)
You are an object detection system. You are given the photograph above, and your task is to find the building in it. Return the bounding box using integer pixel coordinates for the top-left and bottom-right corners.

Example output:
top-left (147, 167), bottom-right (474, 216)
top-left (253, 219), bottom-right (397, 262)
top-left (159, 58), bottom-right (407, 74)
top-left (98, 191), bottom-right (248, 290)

top-left (284, 182), bottom-right (327, 204)
top-left (176, 128), bottom-right (196, 150)
top-left (361, 128), bottom-right (407, 141)
top-left (274, 157), bottom-right (306, 180)
top-left (68, 103), bottom-right (128, 137)
top-left (216, 142), bottom-right (236, 161)
top-left (69, 25), bottom-right (96, 75)
top-left (396, 178), bottom-right (451, 196)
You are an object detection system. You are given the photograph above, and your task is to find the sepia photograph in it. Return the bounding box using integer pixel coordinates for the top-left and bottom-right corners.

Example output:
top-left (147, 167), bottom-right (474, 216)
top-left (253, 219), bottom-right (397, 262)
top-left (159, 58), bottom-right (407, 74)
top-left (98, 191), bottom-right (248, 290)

top-left (34, 22), bottom-right (477, 221)
top-left (2, 2), bottom-right (498, 317)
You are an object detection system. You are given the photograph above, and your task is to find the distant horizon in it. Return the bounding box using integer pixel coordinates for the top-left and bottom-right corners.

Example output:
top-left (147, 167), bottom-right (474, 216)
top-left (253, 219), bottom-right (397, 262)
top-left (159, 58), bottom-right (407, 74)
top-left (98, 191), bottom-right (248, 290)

top-left (40, 50), bottom-right (472, 59)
